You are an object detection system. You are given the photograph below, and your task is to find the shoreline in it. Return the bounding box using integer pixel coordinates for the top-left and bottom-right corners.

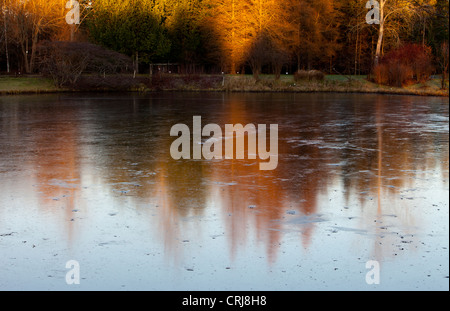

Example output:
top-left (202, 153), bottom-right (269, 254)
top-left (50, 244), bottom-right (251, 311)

top-left (1, 75), bottom-right (448, 97)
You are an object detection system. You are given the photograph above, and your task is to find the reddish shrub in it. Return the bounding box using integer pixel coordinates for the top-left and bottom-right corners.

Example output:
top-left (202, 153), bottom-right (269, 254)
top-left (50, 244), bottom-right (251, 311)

top-left (388, 63), bottom-right (414, 87)
top-left (373, 43), bottom-right (433, 87)
top-left (372, 63), bottom-right (389, 85)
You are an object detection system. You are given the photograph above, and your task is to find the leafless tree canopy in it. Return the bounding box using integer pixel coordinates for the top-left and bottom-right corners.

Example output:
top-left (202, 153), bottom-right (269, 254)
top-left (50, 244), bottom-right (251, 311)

top-left (37, 41), bottom-right (132, 87)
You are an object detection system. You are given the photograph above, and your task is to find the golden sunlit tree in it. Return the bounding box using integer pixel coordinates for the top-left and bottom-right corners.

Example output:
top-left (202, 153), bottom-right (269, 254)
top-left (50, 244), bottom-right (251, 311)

top-left (246, 0), bottom-right (280, 35)
top-left (245, 0), bottom-right (290, 78)
top-left (207, 0), bottom-right (287, 75)
top-left (206, 0), bottom-right (250, 73)
top-left (276, 0), bottom-right (341, 71)
top-left (4, 0), bottom-right (67, 73)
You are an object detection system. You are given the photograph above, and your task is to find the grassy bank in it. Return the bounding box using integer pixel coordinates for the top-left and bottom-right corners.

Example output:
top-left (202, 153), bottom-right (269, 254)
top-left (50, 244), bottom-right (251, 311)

top-left (0, 74), bottom-right (448, 96)
top-left (0, 76), bottom-right (67, 95)
top-left (221, 74), bottom-right (449, 96)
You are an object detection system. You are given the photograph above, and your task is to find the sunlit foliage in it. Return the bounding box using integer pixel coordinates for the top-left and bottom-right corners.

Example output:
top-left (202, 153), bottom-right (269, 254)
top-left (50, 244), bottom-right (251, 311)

top-left (0, 0), bottom-right (448, 76)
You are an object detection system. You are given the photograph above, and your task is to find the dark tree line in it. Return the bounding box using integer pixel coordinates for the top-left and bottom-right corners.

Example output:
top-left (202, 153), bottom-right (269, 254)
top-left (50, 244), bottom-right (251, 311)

top-left (0, 0), bottom-right (448, 78)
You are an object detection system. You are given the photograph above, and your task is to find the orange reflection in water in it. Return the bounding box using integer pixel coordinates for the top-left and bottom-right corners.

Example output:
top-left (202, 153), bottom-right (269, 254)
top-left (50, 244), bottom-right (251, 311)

top-left (22, 94), bottom-right (448, 265)
top-left (32, 109), bottom-right (82, 246)
top-left (143, 95), bottom-right (449, 264)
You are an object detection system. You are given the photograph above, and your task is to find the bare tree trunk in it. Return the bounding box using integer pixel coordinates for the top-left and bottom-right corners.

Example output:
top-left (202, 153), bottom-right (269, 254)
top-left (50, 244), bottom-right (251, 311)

top-left (70, 24), bottom-right (75, 42)
top-left (3, 8), bottom-right (10, 73)
top-left (20, 19), bottom-right (40, 74)
top-left (374, 0), bottom-right (385, 67)
top-left (422, 16), bottom-right (426, 46)
top-left (230, 61), bottom-right (236, 75)
top-left (231, 0), bottom-right (236, 74)
top-left (355, 23), bottom-right (359, 75)
top-left (133, 51), bottom-right (139, 78)
top-left (358, 34), bottom-right (362, 75)
top-left (441, 42), bottom-right (449, 89)
top-left (22, 40), bottom-right (30, 74)
top-left (136, 51), bottom-right (139, 75)
top-left (30, 23), bottom-right (40, 74)
top-left (329, 56), bottom-right (332, 74)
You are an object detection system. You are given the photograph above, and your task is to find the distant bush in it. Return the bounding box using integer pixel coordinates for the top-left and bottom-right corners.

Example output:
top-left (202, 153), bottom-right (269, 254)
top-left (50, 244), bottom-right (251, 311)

top-left (372, 43), bottom-right (433, 87)
top-left (149, 73), bottom-right (177, 90)
top-left (148, 73), bottom-right (222, 90)
top-left (309, 70), bottom-right (325, 81)
top-left (37, 41), bottom-right (132, 87)
top-left (437, 42), bottom-right (449, 89)
top-left (73, 75), bottom-right (146, 91)
top-left (294, 70), bottom-right (309, 81)
top-left (294, 70), bottom-right (325, 82)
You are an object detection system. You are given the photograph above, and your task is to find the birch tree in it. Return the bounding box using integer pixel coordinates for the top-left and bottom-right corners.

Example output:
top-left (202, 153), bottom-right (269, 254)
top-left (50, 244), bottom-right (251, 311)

top-left (372, 0), bottom-right (437, 66)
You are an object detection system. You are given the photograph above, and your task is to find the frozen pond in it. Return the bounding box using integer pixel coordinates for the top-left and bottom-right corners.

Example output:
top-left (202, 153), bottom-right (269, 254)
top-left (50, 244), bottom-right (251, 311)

top-left (0, 92), bottom-right (448, 290)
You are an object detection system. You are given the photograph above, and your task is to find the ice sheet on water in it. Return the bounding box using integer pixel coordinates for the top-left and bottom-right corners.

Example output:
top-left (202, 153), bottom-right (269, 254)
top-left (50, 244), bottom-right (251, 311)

top-left (329, 226), bottom-right (368, 234)
top-left (284, 213), bottom-right (327, 225)
top-left (48, 179), bottom-right (79, 188)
